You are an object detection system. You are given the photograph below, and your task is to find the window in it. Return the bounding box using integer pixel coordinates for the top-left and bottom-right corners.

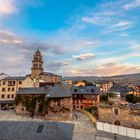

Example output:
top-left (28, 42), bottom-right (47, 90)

top-left (114, 108), bottom-right (119, 115)
top-left (19, 81), bottom-right (22, 85)
top-left (56, 100), bottom-right (61, 106)
top-left (12, 88), bottom-right (14, 92)
top-left (74, 89), bottom-right (77, 92)
top-left (8, 81), bottom-right (15, 86)
top-left (8, 88), bottom-right (10, 92)
top-left (2, 88), bottom-right (5, 92)
top-left (91, 89), bottom-right (94, 92)
top-left (63, 110), bottom-right (65, 113)
top-left (2, 81), bottom-right (5, 85)
top-left (1, 94), bottom-right (5, 99)
top-left (7, 94), bottom-right (10, 99)
top-left (11, 95), bottom-right (14, 98)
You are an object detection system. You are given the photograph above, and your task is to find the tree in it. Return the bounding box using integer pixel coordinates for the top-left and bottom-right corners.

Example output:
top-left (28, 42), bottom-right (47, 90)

top-left (126, 94), bottom-right (140, 103)
top-left (106, 92), bottom-right (116, 98)
top-left (100, 94), bottom-right (108, 101)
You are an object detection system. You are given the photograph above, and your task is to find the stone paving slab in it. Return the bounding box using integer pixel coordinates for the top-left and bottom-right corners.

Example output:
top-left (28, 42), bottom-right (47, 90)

top-left (0, 121), bottom-right (74, 140)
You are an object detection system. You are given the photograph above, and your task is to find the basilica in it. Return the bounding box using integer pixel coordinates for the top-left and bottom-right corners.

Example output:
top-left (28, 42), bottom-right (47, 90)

top-left (27, 48), bottom-right (62, 86)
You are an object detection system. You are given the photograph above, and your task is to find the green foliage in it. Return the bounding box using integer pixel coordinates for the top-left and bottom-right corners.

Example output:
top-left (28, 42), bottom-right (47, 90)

top-left (126, 94), bottom-right (140, 103)
top-left (106, 92), bottom-right (116, 98)
top-left (86, 107), bottom-right (93, 113)
top-left (15, 94), bottom-right (22, 105)
top-left (100, 92), bottom-right (116, 102)
top-left (15, 95), bottom-right (49, 116)
top-left (100, 94), bottom-right (108, 101)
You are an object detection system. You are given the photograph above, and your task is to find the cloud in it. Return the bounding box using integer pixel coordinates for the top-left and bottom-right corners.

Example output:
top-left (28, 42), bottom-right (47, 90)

top-left (102, 62), bottom-right (117, 67)
top-left (113, 21), bottom-right (130, 28)
top-left (0, 29), bottom-right (23, 45)
top-left (73, 53), bottom-right (96, 61)
top-left (104, 20), bottom-right (132, 34)
top-left (47, 61), bottom-right (69, 69)
top-left (81, 0), bottom-right (135, 35)
top-left (0, 0), bottom-right (17, 15)
top-left (82, 16), bottom-right (114, 26)
top-left (124, 0), bottom-right (140, 10)
top-left (131, 43), bottom-right (140, 50)
top-left (73, 38), bottom-right (100, 51)
top-left (81, 1), bottom-right (125, 26)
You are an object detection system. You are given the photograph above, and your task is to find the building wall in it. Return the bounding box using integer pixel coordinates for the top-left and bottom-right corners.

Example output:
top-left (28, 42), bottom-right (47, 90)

top-left (45, 98), bottom-right (73, 120)
top-left (63, 80), bottom-right (72, 84)
top-left (98, 105), bottom-right (140, 128)
top-left (40, 75), bottom-right (62, 83)
top-left (0, 77), bottom-right (34, 101)
top-left (98, 82), bottom-right (113, 93)
top-left (135, 86), bottom-right (140, 96)
top-left (73, 94), bottom-right (100, 109)
top-left (74, 82), bottom-right (85, 87)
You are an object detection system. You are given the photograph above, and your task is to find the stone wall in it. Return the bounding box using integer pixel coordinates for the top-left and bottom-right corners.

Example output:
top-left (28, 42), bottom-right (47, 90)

top-left (98, 105), bottom-right (140, 128)
top-left (15, 96), bottom-right (73, 121)
top-left (45, 98), bottom-right (73, 121)
top-left (15, 103), bottom-right (30, 116)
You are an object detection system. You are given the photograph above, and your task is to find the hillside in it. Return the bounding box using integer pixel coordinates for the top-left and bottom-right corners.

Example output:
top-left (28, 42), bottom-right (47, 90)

top-left (63, 73), bottom-right (140, 83)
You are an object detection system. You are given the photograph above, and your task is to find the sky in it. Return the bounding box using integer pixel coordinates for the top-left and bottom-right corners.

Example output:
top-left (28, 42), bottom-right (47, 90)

top-left (0, 0), bottom-right (140, 77)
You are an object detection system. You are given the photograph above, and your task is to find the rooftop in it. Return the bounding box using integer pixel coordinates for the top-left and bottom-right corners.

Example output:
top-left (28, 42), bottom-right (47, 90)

top-left (2, 76), bottom-right (26, 81)
top-left (129, 103), bottom-right (140, 110)
top-left (17, 86), bottom-right (71, 98)
top-left (70, 86), bottom-right (101, 95)
top-left (46, 86), bottom-right (71, 98)
top-left (17, 87), bottom-right (47, 95)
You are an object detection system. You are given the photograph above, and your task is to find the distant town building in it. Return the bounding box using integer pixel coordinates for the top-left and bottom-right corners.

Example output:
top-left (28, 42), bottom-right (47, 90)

top-left (74, 81), bottom-right (86, 87)
top-left (135, 83), bottom-right (140, 96)
top-left (71, 86), bottom-right (100, 109)
top-left (62, 80), bottom-right (73, 89)
top-left (109, 85), bottom-right (136, 97)
top-left (15, 86), bottom-right (73, 120)
top-left (95, 81), bottom-right (113, 93)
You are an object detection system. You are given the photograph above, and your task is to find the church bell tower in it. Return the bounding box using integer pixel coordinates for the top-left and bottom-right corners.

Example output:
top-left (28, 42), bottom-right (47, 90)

top-left (31, 48), bottom-right (44, 79)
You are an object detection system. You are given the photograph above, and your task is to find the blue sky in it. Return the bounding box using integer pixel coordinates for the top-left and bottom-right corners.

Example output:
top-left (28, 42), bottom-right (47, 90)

top-left (0, 0), bottom-right (140, 76)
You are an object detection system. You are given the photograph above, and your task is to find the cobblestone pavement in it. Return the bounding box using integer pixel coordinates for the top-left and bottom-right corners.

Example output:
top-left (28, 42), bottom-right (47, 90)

top-left (0, 110), bottom-right (139, 140)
